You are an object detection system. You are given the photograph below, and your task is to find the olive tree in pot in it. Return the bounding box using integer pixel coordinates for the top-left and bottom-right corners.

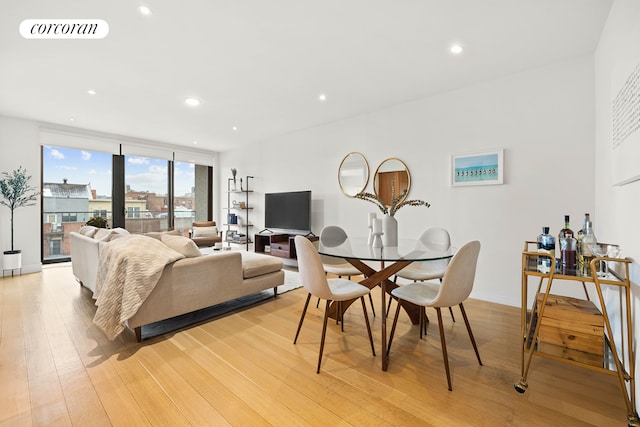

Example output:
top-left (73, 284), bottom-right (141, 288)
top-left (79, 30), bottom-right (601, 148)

top-left (0, 166), bottom-right (39, 273)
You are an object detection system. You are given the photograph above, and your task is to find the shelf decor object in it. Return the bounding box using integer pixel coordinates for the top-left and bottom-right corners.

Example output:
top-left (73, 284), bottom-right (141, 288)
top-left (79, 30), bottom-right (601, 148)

top-left (451, 148), bottom-right (504, 187)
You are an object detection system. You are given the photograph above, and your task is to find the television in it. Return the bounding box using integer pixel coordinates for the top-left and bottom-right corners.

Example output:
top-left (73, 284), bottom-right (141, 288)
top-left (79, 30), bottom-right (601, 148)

top-left (264, 190), bottom-right (312, 232)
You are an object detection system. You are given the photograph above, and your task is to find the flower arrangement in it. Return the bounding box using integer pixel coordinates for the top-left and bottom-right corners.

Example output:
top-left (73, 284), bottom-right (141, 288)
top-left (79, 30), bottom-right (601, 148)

top-left (355, 189), bottom-right (430, 217)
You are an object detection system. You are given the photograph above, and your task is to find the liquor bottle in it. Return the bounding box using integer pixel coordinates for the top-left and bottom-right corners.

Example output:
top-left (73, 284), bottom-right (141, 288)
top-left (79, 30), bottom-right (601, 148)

top-left (577, 213), bottom-right (591, 242)
top-left (537, 226), bottom-right (555, 273)
top-left (560, 234), bottom-right (577, 268)
top-left (579, 219), bottom-right (597, 274)
top-left (576, 213), bottom-right (590, 270)
top-left (558, 215), bottom-right (574, 243)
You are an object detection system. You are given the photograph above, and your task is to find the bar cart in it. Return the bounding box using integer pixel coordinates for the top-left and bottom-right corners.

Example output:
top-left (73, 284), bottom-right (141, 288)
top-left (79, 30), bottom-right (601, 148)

top-left (515, 241), bottom-right (638, 426)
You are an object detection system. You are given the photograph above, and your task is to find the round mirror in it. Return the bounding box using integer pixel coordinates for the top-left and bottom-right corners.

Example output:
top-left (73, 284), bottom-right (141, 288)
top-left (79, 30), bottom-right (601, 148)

top-left (338, 152), bottom-right (370, 197)
top-left (373, 158), bottom-right (411, 207)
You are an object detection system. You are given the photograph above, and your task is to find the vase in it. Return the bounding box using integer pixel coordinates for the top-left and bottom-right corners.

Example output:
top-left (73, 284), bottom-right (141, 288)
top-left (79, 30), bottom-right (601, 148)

top-left (382, 215), bottom-right (398, 247)
top-left (3, 250), bottom-right (22, 275)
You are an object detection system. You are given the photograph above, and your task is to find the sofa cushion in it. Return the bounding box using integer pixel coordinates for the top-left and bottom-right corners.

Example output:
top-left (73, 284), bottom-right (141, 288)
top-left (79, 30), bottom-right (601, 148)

top-left (144, 230), bottom-right (181, 240)
top-left (79, 225), bottom-right (98, 237)
top-left (241, 251), bottom-right (283, 279)
top-left (92, 227), bottom-right (131, 242)
top-left (161, 234), bottom-right (202, 258)
top-left (192, 226), bottom-right (219, 238)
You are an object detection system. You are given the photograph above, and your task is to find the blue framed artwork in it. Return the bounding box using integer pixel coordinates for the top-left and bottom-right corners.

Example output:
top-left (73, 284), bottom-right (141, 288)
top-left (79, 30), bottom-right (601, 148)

top-left (451, 148), bottom-right (504, 186)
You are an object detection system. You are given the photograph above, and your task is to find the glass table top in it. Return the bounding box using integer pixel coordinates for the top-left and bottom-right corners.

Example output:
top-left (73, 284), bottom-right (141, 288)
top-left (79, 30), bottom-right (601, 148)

top-left (317, 237), bottom-right (455, 262)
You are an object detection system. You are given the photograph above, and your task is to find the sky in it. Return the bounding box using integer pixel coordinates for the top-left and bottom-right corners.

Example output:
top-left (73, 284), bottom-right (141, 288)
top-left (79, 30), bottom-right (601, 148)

top-left (42, 146), bottom-right (195, 197)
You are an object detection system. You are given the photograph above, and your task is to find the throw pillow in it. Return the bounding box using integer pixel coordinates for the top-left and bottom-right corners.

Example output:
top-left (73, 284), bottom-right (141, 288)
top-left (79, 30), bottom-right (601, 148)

top-left (161, 234), bottom-right (202, 258)
top-left (144, 229), bottom-right (181, 240)
top-left (79, 225), bottom-right (98, 237)
top-left (192, 226), bottom-right (219, 238)
top-left (93, 228), bottom-right (113, 241)
top-left (110, 227), bottom-right (130, 236)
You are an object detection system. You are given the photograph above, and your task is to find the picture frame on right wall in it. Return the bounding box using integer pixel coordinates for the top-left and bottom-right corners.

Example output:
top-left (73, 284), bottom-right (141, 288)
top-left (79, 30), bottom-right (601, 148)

top-left (451, 148), bottom-right (504, 187)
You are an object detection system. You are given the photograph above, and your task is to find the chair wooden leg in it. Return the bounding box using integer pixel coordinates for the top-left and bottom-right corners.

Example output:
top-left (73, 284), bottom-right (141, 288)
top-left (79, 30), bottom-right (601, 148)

top-left (386, 300), bottom-right (403, 356)
top-left (317, 299), bottom-right (331, 373)
top-left (419, 306), bottom-right (424, 339)
top-left (360, 296), bottom-right (375, 356)
top-left (448, 306), bottom-right (456, 322)
top-left (368, 293), bottom-right (376, 317)
top-left (294, 293), bottom-right (312, 344)
top-left (459, 303), bottom-right (482, 366)
top-left (435, 307), bottom-right (453, 391)
top-left (340, 301), bottom-right (344, 331)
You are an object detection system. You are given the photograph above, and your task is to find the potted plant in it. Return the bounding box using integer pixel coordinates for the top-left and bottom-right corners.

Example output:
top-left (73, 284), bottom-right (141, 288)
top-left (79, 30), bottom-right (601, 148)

top-left (355, 189), bottom-right (430, 246)
top-left (85, 216), bottom-right (108, 228)
top-left (0, 166), bottom-right (39, 273)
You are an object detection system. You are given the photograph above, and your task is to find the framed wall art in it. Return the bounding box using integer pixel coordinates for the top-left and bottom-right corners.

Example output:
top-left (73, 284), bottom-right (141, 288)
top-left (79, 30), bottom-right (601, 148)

top-left (451, 148), bottom-right (504, 187)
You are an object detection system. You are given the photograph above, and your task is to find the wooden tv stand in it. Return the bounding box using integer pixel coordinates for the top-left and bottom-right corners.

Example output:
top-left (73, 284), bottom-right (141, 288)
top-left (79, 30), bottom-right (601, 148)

top-left (254, 233), bottom-right (318, 259)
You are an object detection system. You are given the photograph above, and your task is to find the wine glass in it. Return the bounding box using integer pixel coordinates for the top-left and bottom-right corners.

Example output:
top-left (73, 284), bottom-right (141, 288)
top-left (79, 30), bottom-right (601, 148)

top-left (605, 245), bottom-right (622, 278)
top-left (590, 244), bottom-right (608, 277)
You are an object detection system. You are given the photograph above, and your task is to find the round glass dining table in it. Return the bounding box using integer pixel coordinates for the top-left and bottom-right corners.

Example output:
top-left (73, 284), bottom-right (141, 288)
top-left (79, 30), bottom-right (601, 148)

top-left (317, 237), bottom-right (455, 371)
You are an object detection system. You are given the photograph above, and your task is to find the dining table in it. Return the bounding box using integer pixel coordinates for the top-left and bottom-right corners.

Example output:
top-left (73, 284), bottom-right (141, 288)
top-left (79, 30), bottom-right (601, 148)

top-left (317, 237), bottom-right (455, 371)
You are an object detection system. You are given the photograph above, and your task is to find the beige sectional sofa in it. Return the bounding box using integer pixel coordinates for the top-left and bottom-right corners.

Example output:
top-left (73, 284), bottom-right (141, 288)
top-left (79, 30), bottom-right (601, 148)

top-left (70, 227), bottom-right (284, 341)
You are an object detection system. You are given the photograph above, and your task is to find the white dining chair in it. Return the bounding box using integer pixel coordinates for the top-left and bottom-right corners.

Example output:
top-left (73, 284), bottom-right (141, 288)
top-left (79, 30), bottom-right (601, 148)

top-left (293, 235), bottom-right (376, 373)
top-left (387, 240), bottom-right (483, 390)
top-left (391, 227), bottom-right (455, 325)
top-left (319, 226), bottom-right (375, 316)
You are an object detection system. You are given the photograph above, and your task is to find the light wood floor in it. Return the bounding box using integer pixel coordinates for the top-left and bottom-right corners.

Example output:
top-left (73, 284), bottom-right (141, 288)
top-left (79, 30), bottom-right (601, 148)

top-left (0, 264), bottom-right (629, 426)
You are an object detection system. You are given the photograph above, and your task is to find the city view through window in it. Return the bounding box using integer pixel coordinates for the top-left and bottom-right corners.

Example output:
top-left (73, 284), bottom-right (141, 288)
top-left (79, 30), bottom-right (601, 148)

top-left (42, 146), bottom-right (197, 262)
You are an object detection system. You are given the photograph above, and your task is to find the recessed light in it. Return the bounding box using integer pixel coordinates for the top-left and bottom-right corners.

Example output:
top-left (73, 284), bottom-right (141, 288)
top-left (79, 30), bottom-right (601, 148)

top-left (87, 89), bottom-right (96, 95)
top-left (450, 44), bottom-right (464, 55)
top-left (193, 140), bottom-right (198, 145)
top-left (184, 97), bottom-right (200, 107)
top-left (318, 93), bottom-right (327, 102)
top-left (138, 5), bottom-right (152, 16)
top-left (69, 117), bottom-right (75, 122)
top-left (232, 126), bottom-right (238, 131)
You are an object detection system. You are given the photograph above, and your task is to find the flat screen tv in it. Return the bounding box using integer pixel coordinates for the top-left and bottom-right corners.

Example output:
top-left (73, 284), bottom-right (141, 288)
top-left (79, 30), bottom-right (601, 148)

top-left (264, 190), bottom-right (312, 232)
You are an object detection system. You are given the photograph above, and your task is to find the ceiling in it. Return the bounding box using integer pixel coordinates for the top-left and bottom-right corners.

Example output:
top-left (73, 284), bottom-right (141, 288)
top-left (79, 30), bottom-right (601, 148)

top-left (0, 0), bottom-right (613, 152)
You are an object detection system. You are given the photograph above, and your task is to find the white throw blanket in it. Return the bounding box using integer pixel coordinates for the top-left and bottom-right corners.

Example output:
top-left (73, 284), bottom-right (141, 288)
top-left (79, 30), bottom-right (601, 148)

top-left (93, 234), bottom-right (185, 340)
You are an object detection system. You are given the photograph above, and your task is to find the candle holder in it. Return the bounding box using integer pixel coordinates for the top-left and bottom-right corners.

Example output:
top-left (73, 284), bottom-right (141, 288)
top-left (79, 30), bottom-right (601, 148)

top-left (371, 217), bottom-right (383, 248)
top-left (372, 231), bottom-right (383, 248)
top-left (367, 212), bottom-right (377, 246)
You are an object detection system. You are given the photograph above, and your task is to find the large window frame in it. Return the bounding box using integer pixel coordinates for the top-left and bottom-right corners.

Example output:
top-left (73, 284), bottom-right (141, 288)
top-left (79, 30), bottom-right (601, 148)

top-left (40, 137), bottom-right (215, 264)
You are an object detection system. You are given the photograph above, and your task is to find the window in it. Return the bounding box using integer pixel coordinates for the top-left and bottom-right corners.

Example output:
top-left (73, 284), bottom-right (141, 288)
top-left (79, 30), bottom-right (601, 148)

top-left (173, 161), bottom-right (196, 237)
top-left (127, 206), bottom-right (141, 218)
top-left (125, 155), bottom-right (169, 233)
top-left (62, 212), bottom-right (77, 222)
top-left (42, 146), bottom-right (112, 262)
top-left (42, 143), bottom-right (213, 262)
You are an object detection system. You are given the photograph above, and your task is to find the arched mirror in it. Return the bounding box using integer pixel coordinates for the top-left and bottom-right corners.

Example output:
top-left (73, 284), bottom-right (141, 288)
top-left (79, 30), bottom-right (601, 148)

top-left (338, 152), bottom-right (370, 197)
top-left (373, 158), bottom-right (411, 206)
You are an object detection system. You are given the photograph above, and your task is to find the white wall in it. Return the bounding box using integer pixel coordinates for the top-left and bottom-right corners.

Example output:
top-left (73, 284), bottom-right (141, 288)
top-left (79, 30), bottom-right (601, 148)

top-left (595, 0), bottom-right (640, 284)
top-left (221, 55), bottom-right (596, 307)
top-left (0, 116), bottom-right (42, 274)
top-left (594, 0), bottom-right (640, 402)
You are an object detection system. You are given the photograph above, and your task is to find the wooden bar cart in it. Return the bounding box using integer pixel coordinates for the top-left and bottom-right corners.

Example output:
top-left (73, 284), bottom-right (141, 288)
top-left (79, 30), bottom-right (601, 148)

top-left (516, 241), bottom-right (638, 426)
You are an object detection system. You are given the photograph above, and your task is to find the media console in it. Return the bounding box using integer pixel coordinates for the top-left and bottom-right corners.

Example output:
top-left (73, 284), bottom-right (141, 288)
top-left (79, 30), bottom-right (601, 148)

top-left (254, 233), bottom-right (318, 259)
